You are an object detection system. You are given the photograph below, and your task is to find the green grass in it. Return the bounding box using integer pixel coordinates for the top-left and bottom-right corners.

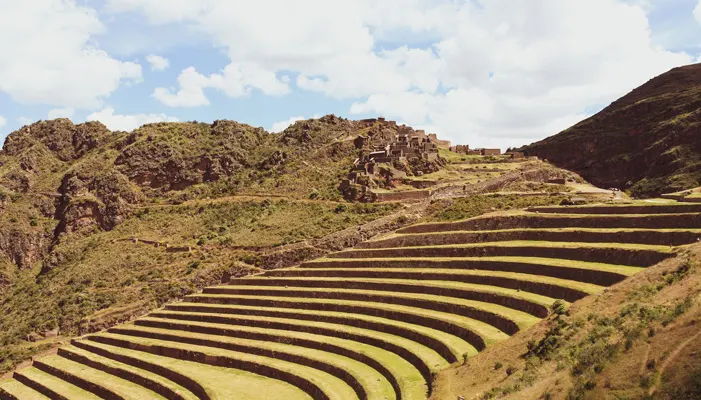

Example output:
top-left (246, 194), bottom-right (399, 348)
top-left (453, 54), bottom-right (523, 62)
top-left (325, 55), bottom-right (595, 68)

top-left (0, 378), bottom-right (51, 399)
top-left (237, 276), bottom-right (558, 308)
top-left (270, 268), bottom-right (604, 296)
top-left (60, 344), bottom-right (200, 400)
top-left (186, 293), bottom-right (512, 346)
top-left (14, 366), bottom-right (102, 399)
top-left (309, 255), bottom-right (643, 273)
top-left (94, 332), bottom-right (358, 400)
top-left (109, 324), bottom-right (397, 400)
top-left (130, 316), bottom-right (428, 400)
top-left (204, 285), bottom-right (542, 329)
top-left (343, 240), bottom-right (676, 252)
top-left (37, 355), bottom-right (169, 400)
top-left (158, 305), bottom-right (459, 366)
top-left (427, 194), bottom-right (566, 221)
top-left (77, 338), bottom-right (313, 400)
top-left (0, 199), bottom-right (399, 376)
top-left (375, 228), bottom-right (701, 240)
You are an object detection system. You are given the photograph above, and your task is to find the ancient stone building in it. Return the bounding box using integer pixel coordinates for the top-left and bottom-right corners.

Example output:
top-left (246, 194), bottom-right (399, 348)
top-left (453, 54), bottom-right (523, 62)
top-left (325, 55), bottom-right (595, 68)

top-left (450, 145), bottom-right (470, 154)
top-left (480, 148), bottom-right (501, 156)
top-left (339, 119), bottom-right (445, 201)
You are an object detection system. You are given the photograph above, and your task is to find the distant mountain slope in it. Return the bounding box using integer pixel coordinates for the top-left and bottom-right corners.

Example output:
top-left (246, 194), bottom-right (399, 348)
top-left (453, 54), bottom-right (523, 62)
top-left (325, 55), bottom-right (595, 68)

top-left (520, 63), bottom-right (701, 197)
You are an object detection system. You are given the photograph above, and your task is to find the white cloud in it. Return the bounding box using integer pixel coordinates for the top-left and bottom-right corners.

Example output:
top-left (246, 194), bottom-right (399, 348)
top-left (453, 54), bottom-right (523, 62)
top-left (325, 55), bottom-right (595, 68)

top-left (152, 67), bottom-right (211, 107)
top-left (0, 1), bottom-right (142, 109)
top-left (153, 63), bottom-right (289, 107)
top-left (17, 117), bottom-right (33, 126)
top-left (48, 108), bottom-right (75, 120)
top-left (86, 107), bottom-right (179, 132)
top-left (694, 0), bottom-right (701, 24)
top-left (269, 116), bottom-right (305, 133)
top-left (0, 116), bottom-right (6, 128)
top-left (146, 54), bottom-right (170, 71)
top-left (269, 115), bottom-right (320, 133)
top-left (106, 0), bottom-right (695, 148)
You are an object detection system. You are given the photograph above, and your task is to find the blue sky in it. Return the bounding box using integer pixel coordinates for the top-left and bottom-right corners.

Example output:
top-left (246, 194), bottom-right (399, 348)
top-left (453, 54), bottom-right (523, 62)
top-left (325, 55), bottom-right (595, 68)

top-left (1, 0), bottom-right (700, 150)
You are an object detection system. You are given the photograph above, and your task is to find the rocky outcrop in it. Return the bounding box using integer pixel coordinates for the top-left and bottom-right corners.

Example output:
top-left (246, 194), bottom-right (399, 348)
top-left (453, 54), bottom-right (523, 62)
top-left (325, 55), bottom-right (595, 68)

top-left (52, 169), bottom-right (141, 239)
top-left (520, 63), bottom-right (701, 197)
top-left (114, 121), bottom-right (271, 191)
top-left (1, 119), bottom-right (109, 162)
top-left (0, 227), bottom-right (48, 270)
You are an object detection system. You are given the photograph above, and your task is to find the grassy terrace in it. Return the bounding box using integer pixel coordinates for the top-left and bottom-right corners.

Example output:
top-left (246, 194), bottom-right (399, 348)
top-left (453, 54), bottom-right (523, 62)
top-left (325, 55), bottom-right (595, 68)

top-left (92, 331), bottom-right (357, 400)
top-left (0, 377), bottom-right (51, 400)
top-left (125, 316), bottom-right (428, 399)
top-left (359, 228), bottom-right (701, 247)
top-left (102, 324), bottom-right (397, 400)
top-left (262, 268), bottom-right (603, 301)
top-left (232, 277), bottom-right (558, 312)
top-left (74, 338), bottom-right (312, 400)
top-left (327, 241), bottom-right (674, 266)
top-left (3, 202), bottom-right (701, 399)
top-left (58, 344), bottom-right (199, 400)
top-left (156, 304), bottom-right (464, 364)
top-left (399, 212), bottom-right (701, 233)
top-left (184, 293), bottom-right (511, 347)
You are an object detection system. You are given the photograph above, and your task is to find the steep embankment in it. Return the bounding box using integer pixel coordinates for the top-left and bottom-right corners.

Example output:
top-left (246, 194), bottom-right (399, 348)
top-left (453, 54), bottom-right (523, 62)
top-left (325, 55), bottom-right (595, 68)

top-left (520, 63), bottom-right (701, 197)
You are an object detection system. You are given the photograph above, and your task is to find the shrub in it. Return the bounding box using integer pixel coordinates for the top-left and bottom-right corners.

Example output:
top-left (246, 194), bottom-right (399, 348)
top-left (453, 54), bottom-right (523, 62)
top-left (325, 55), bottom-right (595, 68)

top-left (551, 300), bottom-right (568, 316)
top-left (494, 362), bottom-right (503, 370)
top-left (506, 365), bottom-right (517, 376)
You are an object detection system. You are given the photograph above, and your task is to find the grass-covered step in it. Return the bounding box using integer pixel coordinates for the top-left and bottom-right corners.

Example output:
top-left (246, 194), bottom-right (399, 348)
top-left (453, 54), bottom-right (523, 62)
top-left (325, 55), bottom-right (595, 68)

top-left (73, 338), bottom-right (312, 400)
top-left (357, 228), bottom-right (701, 248)
top-left (13, 366), bottom-right (102, 400)
top-left (57, 345), bottom-right (198, 400)
top-left (398, 213), bottom-right (701, 233)
top-left (183, 294), bottom-right (510, 350)
top-left (199, 286), bottom-right (539, 333)
top-left (0, 378), bottom-right (51, 400)
top-left (33, 354), bottom-right (168, 400)
top-left (128, 317), bottom-right (428, 399)
top-left (228, 277), bottom-right (556, 318)
top-left (300, 257), bottom-right (642, 286)
top-left (327, 241), bottom-right (673, 267)
top-left (526, 204), bottom-right (701, 214)
top-left (263, 268), bottom-right (601, 302)
top-left (88, 332), bottom-right (357, 400)
top-left (106, 324), bottom-right (396, 400)
top-left (157, 304), bottom-right (461, 367)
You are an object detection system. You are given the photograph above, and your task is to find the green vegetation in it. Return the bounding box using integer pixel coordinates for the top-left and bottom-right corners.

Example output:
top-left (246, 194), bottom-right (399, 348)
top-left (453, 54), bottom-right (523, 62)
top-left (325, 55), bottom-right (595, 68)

top-left (427, 194), bottom-right (566, 221)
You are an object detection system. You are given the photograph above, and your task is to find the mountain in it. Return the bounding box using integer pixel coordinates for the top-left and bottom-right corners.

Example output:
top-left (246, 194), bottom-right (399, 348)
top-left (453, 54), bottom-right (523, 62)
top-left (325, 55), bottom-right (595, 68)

top-left (520, 63), bottom-right (701, 197)
top-left (0, 115), bottom-right (425, 373)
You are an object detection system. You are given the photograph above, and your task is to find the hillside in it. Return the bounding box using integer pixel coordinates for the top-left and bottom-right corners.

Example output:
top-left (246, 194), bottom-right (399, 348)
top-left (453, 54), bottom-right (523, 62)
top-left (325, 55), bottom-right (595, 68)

top-left (3, 197), bottom-right (701, 399)
top-left (1, 114), bottom-right (581, 380)
top-left (520, 62), bottom-right (701, 197)
top-left (0, 115), bottom-right (436, 374)
top-left (5, 112), bottom-right (698, 400)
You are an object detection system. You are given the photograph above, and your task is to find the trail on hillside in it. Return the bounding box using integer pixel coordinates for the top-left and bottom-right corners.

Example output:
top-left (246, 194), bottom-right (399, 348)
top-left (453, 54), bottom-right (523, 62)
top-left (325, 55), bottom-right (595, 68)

top-left (649, 327), bottom-right (701, 396)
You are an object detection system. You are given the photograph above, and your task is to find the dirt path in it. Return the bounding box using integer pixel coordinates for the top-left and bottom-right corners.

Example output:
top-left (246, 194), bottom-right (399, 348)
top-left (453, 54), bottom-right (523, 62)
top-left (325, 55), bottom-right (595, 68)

top-left (648, 328), bottom-right (701, 396)
top-left (640, 343), bottom-right (651, 375)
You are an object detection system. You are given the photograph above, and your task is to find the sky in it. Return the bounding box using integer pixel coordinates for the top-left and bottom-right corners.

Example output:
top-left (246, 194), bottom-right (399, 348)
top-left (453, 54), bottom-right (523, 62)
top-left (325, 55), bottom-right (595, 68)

top-left (0, 0), bottom-right (700, 150)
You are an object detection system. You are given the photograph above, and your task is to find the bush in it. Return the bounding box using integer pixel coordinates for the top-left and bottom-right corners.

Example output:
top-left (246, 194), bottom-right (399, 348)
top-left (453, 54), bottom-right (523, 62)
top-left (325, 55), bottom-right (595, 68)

top-left (551, 300), bottom-right (568, 316)
top-left (506, 366), bottom-right (517, 376)
top-left (494, 362), bottom-right (503, 370)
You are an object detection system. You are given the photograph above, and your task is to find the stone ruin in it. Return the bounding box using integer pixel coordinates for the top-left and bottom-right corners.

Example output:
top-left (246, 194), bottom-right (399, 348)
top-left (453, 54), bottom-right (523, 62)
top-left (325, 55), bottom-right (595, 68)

top-left (339, 118), bottom-right (446, 202)
top-left (450, 145), bottom-right (470, 154)
top-left (449, 145), bottom-right (503, 157)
